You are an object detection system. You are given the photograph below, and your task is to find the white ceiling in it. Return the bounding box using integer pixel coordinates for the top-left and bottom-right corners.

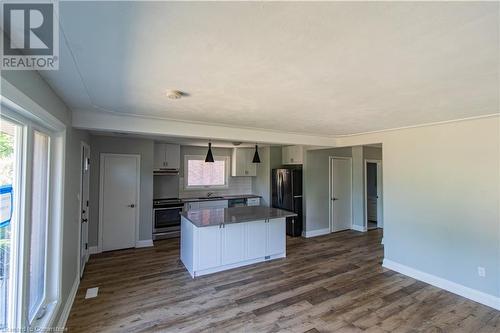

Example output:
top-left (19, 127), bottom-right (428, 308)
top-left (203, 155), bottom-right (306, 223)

top-left (40, 1), bottom-right (499, 136)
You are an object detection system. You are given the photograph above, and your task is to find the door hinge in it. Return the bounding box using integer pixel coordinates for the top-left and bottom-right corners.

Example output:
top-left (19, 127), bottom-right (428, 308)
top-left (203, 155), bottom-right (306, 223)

top-left (85, 243), bottom-right (88, 250)
top-left (86, 200), bottom-right (89, 207)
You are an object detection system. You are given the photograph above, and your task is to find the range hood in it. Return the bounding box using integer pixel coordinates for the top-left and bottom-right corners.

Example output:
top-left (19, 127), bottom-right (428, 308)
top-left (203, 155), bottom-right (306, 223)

top-left (153, 168), bottom-right (179, 176)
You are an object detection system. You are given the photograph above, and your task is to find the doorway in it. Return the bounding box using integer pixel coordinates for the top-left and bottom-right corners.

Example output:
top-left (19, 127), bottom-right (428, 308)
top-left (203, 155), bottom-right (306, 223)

top-left (79, 142), bottom-right (90, 277)
top-left (99, 154), bottom-right (140, 252)
top-left (364, 159), bottom-right (383, 230)
top-left (329, 157), bottom-right (352, 232)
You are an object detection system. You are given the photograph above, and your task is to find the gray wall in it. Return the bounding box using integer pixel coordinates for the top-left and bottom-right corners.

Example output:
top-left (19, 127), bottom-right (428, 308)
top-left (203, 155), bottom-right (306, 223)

top-left (252, 147), bottom-right (271, 206)
top-left (304, 147), bottom-right (352, 232)
top-left (381, 118), bottom-right (499, 297)
top-left (364, 146), bottom-right (382, 160)
top-left (89, 135), bottom-right (154, 245)
top-left (178, 146), bottom-right (252, 198)
top-left (351, 146), bottom-right (365, 229)
top-left (2, 71), bottom-right (89, 325)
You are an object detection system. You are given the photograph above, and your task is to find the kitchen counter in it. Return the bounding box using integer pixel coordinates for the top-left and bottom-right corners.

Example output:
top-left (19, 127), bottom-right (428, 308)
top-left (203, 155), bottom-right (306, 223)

top-left (181, 206), bottom-right (296, 227)
top-left (180, 194), bottom-right (260, 203)
top-left (180, 206), bottom-right (291, 278)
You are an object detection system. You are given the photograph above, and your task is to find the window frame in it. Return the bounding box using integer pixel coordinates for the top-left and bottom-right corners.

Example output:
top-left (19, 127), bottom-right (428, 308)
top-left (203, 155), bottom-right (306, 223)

top-left (183, 155), bottom-right (230, 190)
top-left (1, 96), bottom-right (65, 331)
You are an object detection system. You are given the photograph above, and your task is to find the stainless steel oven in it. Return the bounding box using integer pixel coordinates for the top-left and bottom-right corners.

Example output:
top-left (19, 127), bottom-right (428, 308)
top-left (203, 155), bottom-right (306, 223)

top-left (153, 198), bottom-right (184, 239)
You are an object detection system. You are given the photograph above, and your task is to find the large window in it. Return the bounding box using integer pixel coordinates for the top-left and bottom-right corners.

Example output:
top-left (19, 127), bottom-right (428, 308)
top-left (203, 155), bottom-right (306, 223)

top-left (0, 100), bottom-right (64, 331)
top-left (0, 118), bottom-right (20, 330)
top-left (28, 131), bottom-right (50, 321)
top-left (184, 155), bottom-right (228, 189)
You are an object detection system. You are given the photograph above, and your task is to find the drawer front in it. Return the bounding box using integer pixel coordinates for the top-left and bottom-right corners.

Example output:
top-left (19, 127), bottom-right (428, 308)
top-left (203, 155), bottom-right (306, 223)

top-left (246, 198), bottom-right (260, 206)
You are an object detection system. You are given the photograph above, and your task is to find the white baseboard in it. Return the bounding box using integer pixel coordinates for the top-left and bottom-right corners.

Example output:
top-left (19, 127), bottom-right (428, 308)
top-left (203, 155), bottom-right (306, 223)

top-left (136, 239), bottom-right (154, 248)
top-left (302, 228), bottom-right (330, 238)
top-left (88, 246), bottom-right (100, 255)
top-left (351, 224), bottom-right (367, 232)
top-left (383, 259), bottom-right (500, 310)
top-left (56, 277), bottom-right (79, 329)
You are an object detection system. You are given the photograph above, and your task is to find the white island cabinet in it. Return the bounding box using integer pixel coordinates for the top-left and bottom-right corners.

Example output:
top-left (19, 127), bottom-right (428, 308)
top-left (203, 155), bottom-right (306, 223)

top-left (180, 206), bottom-right (294, 278)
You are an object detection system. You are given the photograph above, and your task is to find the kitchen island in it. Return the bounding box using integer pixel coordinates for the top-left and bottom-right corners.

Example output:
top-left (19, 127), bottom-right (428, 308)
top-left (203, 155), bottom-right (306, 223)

top-left (180, 206), bottom-right (296, 277)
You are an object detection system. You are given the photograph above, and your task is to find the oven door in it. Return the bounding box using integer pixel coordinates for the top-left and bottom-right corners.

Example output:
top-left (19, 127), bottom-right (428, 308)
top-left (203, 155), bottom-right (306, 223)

top-left (153, 207), bottom-right (182, 233)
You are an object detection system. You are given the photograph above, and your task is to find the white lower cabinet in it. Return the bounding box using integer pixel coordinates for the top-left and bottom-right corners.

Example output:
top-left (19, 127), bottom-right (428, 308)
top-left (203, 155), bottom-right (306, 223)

top-left (246, 220), bottom-right (267, 259)
top-left (267, 218), bottom-right (286, 256)
top-left (222, 223), bottom-right (246, 265)
top-left (196, 225), bottom-right (221, 271)
top-left (181, 217), bottom-right (286, 278)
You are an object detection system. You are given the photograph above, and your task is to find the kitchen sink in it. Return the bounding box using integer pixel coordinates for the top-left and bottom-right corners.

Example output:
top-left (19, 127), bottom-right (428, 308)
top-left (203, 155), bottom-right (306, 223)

top-left (197, 196), bottom-right (224, 200)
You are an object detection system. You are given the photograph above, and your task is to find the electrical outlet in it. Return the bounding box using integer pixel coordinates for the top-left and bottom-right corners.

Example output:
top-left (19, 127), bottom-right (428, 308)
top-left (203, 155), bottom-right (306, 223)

top-left (478, 266), bottom-right (486, 277)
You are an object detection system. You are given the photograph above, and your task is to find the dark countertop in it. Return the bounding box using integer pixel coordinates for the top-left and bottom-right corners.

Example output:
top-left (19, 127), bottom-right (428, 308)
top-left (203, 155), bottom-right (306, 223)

top-left (181, 206), bottom-right (297, 227)
top-left (181, 194), bottom-right (261, 203)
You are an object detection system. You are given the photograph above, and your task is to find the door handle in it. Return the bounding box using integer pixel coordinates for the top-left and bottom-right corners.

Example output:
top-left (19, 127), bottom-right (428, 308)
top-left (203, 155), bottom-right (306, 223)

top-left (332, 198), bottom-right (338, 201)
top-left (81, 218), bottom-right (88, 223)
top-left (128, 204), bottom-right (135, 208)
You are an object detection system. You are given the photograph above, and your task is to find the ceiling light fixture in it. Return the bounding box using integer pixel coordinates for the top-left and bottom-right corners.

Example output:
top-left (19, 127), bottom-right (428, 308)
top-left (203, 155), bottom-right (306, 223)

top-left (205, 142), bottom-right (214, 163)
top-left (252, 145), bottom-right (261, 163)
top-left (165, 90), bottom-right (184, 99)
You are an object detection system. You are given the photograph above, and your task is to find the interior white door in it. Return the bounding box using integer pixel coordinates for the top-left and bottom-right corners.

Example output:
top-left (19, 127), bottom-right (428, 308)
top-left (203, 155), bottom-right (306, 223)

top-left (80, 144), bottom-right (90, 276)
top-left (101, 154), bottom-right (139, 251)
top-left (331, 158), bottom-right (352, 232)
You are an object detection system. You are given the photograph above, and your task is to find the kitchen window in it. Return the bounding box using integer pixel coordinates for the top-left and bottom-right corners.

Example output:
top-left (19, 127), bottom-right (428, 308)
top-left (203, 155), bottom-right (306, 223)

top-left (184, 155), bottom-right (229, 189)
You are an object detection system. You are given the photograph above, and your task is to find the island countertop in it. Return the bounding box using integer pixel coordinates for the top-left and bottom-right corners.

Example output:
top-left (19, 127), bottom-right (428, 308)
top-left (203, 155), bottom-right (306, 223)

top-left (181, 206), bottom-right (297, 227)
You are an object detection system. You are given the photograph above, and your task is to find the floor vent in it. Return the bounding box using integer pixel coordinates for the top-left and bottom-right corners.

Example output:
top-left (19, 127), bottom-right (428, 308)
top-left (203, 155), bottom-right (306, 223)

top-left (85, 287), bottom-right (99, 299)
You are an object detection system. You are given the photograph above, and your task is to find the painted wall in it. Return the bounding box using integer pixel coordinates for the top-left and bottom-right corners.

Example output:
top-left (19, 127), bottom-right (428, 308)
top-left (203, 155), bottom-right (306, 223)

top-left (178, 146), bottom-right (252, 198)
top-left (252, 147), bottom-right (271, 206)
top-left (364, 146), bottom-right (382, 160)
top-left (1, 71), bottom-right (89, 326)
top-left (337, 116), bottom-right (500, 298)
top-left (351, 146), bottom-right (364, 229)
top-left (304, 147), bottom-right (352, 232)
top-left (88, 135), bottom-right (154, 245)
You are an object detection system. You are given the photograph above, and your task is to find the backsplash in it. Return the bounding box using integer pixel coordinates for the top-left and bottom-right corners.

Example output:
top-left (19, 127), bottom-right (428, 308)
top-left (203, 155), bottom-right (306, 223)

top-left (178, 176), bottom-right (252, 198)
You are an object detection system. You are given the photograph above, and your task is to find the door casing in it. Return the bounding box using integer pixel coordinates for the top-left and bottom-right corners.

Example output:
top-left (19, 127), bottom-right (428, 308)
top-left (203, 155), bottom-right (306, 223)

top-left (77, 141), bottom-right (90, 278)
top-left (364, 159), bottom-right (383, 230)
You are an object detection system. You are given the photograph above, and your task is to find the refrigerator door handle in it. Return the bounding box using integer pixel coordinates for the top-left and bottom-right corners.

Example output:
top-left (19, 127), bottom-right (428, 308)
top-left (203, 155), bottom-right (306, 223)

top-left (281, 173), bottom-right (285, 207)
top-left (278, 172), bottom-right (282, 207)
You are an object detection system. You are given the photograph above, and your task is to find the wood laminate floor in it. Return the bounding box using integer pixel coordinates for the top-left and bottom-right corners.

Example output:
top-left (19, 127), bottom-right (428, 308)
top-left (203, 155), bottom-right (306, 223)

top-left (66, 230), bottom-right (499, 332)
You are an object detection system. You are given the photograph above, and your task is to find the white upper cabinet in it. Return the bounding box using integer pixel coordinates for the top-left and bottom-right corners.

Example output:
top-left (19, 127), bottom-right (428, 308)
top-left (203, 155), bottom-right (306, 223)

top-left (154, 143), bottom-right (180, 169)
top-left (282, 145), bottom-right (304, 165)
top-left (231, 148), bottom-right (257, 177)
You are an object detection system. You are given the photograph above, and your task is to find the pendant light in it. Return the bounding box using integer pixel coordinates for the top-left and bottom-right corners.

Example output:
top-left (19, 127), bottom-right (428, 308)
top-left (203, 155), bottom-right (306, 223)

top-left (205, 142), bottom-right (214, 163)
top-left (252, 145), bottom-right (261, 163)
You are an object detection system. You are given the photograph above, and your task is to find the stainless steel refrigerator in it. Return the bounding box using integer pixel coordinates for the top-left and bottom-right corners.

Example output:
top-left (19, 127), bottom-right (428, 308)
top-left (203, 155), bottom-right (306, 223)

top-left (272, 168), bottom-right (303, 237)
